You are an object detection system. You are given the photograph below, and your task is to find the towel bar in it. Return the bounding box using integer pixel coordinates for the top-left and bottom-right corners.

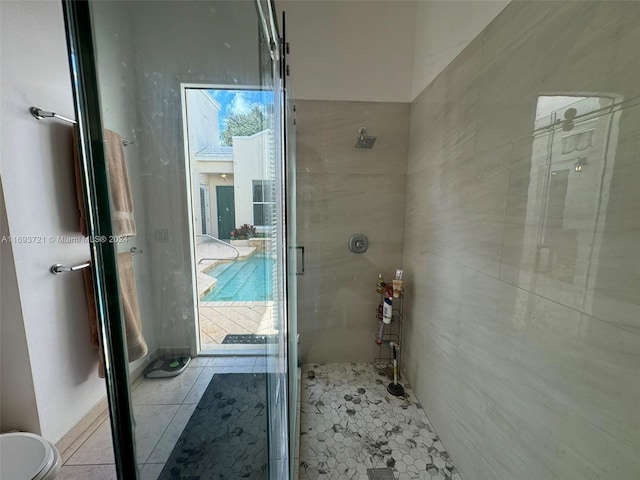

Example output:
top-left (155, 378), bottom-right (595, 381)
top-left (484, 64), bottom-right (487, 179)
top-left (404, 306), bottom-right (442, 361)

top-left (30, 106), bottom-right (133, 146)
top-left (50, 248), bottom-right (141, 274)
top-left (50, 262), bottom-right (91, 275)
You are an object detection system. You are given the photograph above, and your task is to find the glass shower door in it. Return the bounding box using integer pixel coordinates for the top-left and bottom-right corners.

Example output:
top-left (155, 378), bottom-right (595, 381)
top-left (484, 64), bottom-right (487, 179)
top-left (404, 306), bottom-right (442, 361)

top-left (281, 11), bottom-right (301, 477)
top-left (63, 0), bottom-right (290, 478)
top-left (255, 2), bottom-right (291, 477)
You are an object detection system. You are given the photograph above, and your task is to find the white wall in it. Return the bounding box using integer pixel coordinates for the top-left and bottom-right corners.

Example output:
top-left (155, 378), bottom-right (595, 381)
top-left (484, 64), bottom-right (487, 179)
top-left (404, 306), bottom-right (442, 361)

top-left (276, 0), bottom-right (417, 102)
top-left (411, 0), bottom-right (509, 99)
top-left (185, 89), bottom-right (222, 238)
top-left (186, 90), bottom-right (221, 153)
top-left (233, 131), bottom-right (270, 228)
top-left (0, 0), bottom-right (106, 442)
top-left (0, 181), bottom-right (40, 434)
top-left (277, 0), bottom-right (507, 102)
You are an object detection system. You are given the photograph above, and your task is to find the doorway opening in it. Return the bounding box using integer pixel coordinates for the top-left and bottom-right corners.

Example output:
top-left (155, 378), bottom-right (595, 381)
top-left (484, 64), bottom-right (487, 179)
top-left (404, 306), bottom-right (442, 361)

top-left (182, 85), bottom-right (276, 354)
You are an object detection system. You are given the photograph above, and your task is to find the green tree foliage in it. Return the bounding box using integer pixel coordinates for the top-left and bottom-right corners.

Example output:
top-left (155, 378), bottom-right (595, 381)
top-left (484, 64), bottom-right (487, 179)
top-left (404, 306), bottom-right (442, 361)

top-left (220, 104), bottom-right (269, 145)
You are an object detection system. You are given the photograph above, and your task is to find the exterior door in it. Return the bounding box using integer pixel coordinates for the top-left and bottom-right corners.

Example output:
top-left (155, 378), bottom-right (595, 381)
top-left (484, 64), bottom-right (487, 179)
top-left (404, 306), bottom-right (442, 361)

top-left (216, 185), bottom-right (235, 239)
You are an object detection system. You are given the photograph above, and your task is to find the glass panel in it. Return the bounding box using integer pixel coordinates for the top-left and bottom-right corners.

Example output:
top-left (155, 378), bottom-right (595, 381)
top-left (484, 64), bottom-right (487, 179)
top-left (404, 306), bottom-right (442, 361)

top-left (66, 1), bottom-right (290, 478)
top-left (279, 10), bottom-right (300, 478)
top-left (285, 72), bottom-right (299, 480)
top-left (254, 2), bottom-right (290, 478)
top-left (62, 3), bottom-right (138, 476)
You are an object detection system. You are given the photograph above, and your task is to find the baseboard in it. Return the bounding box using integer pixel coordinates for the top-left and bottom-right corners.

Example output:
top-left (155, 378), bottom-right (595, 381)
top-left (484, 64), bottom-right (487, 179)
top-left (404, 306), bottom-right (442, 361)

top-left (55, 347), bottom-right (165, 463)
top-left (55, 397), bottom-right (109, 464)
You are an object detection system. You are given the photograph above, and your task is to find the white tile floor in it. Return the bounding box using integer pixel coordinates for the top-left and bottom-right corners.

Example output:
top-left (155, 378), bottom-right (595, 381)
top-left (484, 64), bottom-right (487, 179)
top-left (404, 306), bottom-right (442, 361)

top-left (57, 356), bottom-right (268, 480)
top-left (299, 363), bottom-right (461, 480)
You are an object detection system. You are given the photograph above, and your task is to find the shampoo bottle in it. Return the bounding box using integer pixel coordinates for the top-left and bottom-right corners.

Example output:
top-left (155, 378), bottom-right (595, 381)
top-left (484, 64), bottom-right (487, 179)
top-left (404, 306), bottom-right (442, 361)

top-left (383, 294), bottom-right (393, 324)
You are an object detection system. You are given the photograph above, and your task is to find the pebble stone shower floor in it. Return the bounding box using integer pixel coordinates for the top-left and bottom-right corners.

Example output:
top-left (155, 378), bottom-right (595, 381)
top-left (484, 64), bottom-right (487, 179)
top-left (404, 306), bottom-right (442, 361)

top-left (299, 363), bottom-right (462, 480)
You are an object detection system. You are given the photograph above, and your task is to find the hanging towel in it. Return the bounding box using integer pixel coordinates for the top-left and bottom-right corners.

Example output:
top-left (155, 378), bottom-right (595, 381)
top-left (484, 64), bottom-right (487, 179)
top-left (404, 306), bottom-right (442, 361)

top-left (72, 127), bottom-right (89, 236)
top-left (83, 255), bottom-right (148, 377)
top-left (73, 129), bottom-right (136, 236)
top-left (82, 266), bottom-right (105, 378)
top-left (104, 129), bottom-right (136, 236)
top-left (117, 252), bottom-right (148, 361)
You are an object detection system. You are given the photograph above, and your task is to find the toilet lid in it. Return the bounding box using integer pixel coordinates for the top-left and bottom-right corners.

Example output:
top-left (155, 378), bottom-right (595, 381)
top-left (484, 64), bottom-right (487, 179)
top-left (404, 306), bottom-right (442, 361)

top-left (0, 433), bottom-right (54, 480)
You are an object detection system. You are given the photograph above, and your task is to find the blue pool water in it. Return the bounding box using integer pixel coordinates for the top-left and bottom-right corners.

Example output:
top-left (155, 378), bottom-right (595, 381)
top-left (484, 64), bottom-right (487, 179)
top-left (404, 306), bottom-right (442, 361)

top-left (201, 254), bottom-right (274, 302)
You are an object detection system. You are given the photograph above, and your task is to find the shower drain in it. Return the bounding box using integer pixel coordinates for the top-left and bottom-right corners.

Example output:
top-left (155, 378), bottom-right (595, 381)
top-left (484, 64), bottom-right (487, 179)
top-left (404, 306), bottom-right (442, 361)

top-left (367, 468), bottom-right (396, 480)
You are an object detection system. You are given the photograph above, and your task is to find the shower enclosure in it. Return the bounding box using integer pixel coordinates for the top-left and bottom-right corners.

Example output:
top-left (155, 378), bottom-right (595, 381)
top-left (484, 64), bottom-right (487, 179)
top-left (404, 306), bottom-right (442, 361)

top-left (63, 0), bottom-right (296, 478)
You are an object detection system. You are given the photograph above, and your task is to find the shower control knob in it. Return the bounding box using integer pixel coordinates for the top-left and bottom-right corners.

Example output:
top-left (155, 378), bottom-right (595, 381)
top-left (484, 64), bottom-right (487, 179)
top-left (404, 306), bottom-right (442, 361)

top-left (348, 234), bottom-right (369, 254)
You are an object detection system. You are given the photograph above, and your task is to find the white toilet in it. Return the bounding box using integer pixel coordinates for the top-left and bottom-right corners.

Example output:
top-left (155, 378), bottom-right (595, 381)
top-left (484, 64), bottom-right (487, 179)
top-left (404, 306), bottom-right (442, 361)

top-left (0, 432), bottom-right (61, 479)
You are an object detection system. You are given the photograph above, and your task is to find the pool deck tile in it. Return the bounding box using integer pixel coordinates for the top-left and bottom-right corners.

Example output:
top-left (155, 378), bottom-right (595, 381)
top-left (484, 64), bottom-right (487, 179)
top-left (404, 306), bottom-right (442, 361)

top-left (199, 304), bottom-right (275, 348)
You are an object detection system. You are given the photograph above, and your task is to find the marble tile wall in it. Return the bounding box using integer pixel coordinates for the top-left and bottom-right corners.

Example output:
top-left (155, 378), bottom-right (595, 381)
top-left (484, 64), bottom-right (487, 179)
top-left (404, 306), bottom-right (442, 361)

top-left (403, 2), bottom-right (640, 480)
top-left (296, 100), bottom-right (409, 364)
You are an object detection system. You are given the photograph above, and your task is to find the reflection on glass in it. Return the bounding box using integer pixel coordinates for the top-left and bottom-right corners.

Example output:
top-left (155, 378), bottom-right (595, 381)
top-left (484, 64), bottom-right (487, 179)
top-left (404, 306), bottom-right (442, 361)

top-left (523, 95), bottom-right (627, 314)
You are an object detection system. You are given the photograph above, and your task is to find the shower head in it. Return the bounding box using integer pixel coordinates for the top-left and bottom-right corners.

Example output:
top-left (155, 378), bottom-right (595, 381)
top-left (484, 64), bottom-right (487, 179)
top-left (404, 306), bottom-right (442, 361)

top-left (355, 127), bottom-right (376, 149)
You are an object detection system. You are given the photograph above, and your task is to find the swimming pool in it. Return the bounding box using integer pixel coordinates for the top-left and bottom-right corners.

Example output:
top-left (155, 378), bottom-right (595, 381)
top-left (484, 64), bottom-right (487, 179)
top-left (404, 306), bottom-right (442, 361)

top-left (201, 254), bottom-right (274, 302)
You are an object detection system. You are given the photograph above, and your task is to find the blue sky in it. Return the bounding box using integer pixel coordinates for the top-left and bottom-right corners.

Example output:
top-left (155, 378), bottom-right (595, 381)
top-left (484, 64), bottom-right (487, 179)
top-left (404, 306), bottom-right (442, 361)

top-left (206, 89), bottom-right (273, 126)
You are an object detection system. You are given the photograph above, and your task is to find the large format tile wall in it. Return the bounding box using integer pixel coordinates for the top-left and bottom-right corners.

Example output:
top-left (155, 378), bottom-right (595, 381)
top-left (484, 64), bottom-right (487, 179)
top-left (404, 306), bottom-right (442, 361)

top-left (296, 100), bottom-right (409, 364)
top-left (402, 2), bottom-right (640, 480)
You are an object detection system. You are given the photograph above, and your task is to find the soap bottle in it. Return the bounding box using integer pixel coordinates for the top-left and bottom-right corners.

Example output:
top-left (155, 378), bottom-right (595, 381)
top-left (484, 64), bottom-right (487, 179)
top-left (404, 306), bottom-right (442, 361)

top-left (376, 273), bottom-right (385, 294)
top-left (383, 294), bottom-right (393, 324)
